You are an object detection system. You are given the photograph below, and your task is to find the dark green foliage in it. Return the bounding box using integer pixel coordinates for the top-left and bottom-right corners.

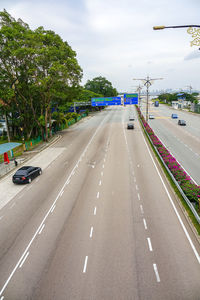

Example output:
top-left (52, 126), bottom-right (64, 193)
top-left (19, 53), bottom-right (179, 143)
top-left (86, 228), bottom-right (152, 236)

top-left (0, 10), bottom-right (82, 141)
top-left (84, 76), bottom-right (118, 97)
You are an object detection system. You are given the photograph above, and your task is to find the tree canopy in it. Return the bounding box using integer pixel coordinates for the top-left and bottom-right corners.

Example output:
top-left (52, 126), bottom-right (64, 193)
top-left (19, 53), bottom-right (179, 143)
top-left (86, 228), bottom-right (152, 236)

top-left (84, 76), bottom-right (118, 97)
top-left (0, 9), bottom-right (82, 141)
top-left (158, 92), bottom-right (198, 104)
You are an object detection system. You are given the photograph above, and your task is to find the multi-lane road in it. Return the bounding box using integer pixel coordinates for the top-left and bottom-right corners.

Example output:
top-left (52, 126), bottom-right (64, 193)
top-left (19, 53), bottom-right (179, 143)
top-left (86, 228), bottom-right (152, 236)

top-left (0, 106), bottom-right (200, 299)
top-left (143, 103), bottom-right (200, 185)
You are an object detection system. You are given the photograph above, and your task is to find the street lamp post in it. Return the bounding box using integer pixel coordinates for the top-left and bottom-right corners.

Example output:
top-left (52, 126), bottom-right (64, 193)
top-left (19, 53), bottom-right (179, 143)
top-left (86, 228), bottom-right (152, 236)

top-left (153, 25), bottom-right (200, 30)
top-left (153, 25), bottom-right (200, 47)
top-left (132, 84), bottom-right (143, 109)
top-left (133, 76), bottom-right (163, 122)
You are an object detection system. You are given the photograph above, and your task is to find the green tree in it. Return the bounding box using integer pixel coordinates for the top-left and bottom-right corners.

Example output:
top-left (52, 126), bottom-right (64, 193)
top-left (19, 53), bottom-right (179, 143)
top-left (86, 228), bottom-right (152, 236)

top-left (84, 76), bottom-right (118, 97)
top-left (79, 88), bottom-right (103, 101)
top-left (0, 10), bottom-right (82, 141)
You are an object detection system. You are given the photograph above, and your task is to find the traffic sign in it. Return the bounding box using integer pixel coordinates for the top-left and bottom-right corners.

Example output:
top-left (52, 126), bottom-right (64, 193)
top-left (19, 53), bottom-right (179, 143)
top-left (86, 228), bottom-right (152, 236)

top-left (124, 93), bottom-right (138, 105)
top-left (91, 97), bottom-right (121, 106)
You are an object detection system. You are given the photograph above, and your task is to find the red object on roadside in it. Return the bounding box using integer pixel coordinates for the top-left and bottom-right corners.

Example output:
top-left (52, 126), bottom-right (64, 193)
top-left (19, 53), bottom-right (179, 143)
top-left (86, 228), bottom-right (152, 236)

top-left (4, 152), bottom-right (10, 164)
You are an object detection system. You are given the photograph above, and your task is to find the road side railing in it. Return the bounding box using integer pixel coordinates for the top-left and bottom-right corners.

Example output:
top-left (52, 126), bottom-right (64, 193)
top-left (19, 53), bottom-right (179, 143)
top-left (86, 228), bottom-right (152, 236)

top-left (138, 113), bottom-right (200, 224)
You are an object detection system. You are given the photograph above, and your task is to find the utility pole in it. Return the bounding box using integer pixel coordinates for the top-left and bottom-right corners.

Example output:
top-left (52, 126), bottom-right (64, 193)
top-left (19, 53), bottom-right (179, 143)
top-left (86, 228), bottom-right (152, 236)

top-left (186, 85), bottom-right (192, 94)
top-left (73, 102), bottom-right (76, 113)
top-left (133, 76), bottom-right (163, 122)
top-left (4, 113), bottom-right (10, 142)
top-left (131, 84), bottom-right (143, 108)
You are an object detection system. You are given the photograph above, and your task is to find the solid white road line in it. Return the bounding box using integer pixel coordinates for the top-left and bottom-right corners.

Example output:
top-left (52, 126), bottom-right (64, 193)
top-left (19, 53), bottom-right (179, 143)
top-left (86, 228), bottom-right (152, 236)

top-left (90, 227), bottom-right (93, 238)
top-left (143, 218), bottom-right (147, 230)
top-left (0, 296), bottom-right (4, 300)
top-left (153, 264), bottom-right (161, 282)
top-left (60, 190), bottom-right (64, 197)
top-left (19, 252), bottom-right (29, 268)
top-left (142, 134), bottom-right (200, 264)
top-left (50, 205), bottom-right (56, 213)
top-left (94, 207), bottom-right (97, 215)
top-left (147, 238), bottom-right (153, 251)
top-left (9, 203), bottom-right (16, 209)
top-left (38, 224), bottom-right (45, 235)
top-left (83, 256), bottom-right (88, 273)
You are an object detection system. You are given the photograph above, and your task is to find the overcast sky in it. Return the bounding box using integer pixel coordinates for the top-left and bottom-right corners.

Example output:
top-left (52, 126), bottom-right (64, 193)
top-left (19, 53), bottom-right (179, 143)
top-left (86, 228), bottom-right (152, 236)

top-left (0, 0), bottom-right (200, 93)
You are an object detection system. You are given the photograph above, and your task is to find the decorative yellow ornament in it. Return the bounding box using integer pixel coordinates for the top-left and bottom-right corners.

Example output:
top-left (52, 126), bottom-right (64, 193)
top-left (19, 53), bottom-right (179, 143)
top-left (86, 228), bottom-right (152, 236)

top-left (187, 27), bottom-right (200, 46)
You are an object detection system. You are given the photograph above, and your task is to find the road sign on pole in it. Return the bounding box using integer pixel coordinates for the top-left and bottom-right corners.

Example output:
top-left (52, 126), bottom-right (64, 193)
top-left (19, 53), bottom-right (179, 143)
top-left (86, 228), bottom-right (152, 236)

top-left (91, 97), bottom-right (121, 106)
top-left (124, 93), bottom-right (138, 105)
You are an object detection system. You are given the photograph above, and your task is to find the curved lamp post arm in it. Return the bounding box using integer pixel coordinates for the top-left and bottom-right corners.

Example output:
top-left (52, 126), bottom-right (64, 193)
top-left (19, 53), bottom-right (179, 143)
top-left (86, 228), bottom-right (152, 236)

top-left (153, 24), bottom-right (200, 47)
top-left (153, 25), bottom-right (200, 30)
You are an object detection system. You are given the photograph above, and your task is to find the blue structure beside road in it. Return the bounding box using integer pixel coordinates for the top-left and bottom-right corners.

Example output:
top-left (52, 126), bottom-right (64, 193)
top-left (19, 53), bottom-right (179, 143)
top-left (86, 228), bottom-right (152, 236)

top-left (124, 93), bottom-right (138, 105)
top-left (91, 97), bottom-right (121, 106)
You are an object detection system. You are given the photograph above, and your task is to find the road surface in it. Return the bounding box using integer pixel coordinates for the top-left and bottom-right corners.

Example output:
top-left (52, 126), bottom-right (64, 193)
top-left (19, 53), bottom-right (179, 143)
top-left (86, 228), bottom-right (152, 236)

top-left (0, 106), bottom-right (200, 299)
top-left (142, 103), bottom-right (200, 185)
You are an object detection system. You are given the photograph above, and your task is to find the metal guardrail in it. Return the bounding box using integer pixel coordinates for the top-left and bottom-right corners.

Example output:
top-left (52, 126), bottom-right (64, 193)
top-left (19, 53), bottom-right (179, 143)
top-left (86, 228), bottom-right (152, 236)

top-left (140, 119), bottom-right (200, 224)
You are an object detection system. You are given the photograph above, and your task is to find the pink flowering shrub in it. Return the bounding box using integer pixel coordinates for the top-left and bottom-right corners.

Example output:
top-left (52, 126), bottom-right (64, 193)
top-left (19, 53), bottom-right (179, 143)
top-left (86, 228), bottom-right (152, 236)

top-left (136, 106), bottom-right (200, 204)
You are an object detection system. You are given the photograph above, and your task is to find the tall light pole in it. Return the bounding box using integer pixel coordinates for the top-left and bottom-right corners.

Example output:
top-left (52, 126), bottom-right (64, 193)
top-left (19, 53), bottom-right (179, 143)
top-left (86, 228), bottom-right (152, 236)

top-left (186, 85), bottom-right (193, 94)
top-left (133, 76), bottom-right (163, 122)
top-left (153, 25), bottom-right (200, 48)
top-left (132, 84), bottom-right (143, 108)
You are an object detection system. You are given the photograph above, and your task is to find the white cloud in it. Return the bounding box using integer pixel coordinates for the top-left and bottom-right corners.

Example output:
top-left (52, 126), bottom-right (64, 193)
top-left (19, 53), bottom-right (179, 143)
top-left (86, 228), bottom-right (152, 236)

top-left (184, 50), bottom-right (200, 60)
top-left (0, 0), bottom-right (200, 91)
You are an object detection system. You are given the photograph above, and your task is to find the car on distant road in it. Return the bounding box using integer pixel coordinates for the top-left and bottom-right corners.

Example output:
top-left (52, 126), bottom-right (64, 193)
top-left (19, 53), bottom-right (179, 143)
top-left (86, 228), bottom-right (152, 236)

top-left (171, 113), bottom-right (178, 119)
top-left (127, 123), bottom-right (134, 129)
top-left (178, 120), bottom-right (186, 126)
top-left (149, 115), bottom-right (155, 119)
top-left (129, 116), bottom-right (135, 121)
top-left (12, 166), bottom-right (42, 184)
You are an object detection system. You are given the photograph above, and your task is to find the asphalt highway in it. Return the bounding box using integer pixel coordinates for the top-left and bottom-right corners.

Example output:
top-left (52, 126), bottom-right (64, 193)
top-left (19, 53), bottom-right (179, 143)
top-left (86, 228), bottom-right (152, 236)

top-left (143, 103), bottom-right (200, 185)
top-left (0, 106), bottom-right (200, 299)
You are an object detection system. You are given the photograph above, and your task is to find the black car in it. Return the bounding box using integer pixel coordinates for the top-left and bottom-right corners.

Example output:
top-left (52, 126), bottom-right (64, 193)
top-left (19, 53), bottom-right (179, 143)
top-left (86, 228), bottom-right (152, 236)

top-left (178, 120), bottom-right (186, 126)
top-left (129, 116), bottom-right (135, 121)
top-left (12, 166), bottom-right (42, 184)
top-left (127, 123), bottom-right (134, 129)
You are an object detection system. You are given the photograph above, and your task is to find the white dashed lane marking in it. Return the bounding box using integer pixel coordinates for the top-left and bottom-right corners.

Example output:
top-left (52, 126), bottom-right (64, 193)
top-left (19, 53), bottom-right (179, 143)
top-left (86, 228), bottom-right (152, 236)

top-left (83, 256), bottom-right (88, 273)
top-left (143, 218), bottom-right (147, 230)
top-left (153, 264), bottom-right (161, 282)
top-left (94, 207), bottom-right (97, 215)
top-left (140, 205), bottom-right (144, 214)
top-left (90, 227), bottom-right (93, 238)
top-left (147, 238), bottom-right (153, 251)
